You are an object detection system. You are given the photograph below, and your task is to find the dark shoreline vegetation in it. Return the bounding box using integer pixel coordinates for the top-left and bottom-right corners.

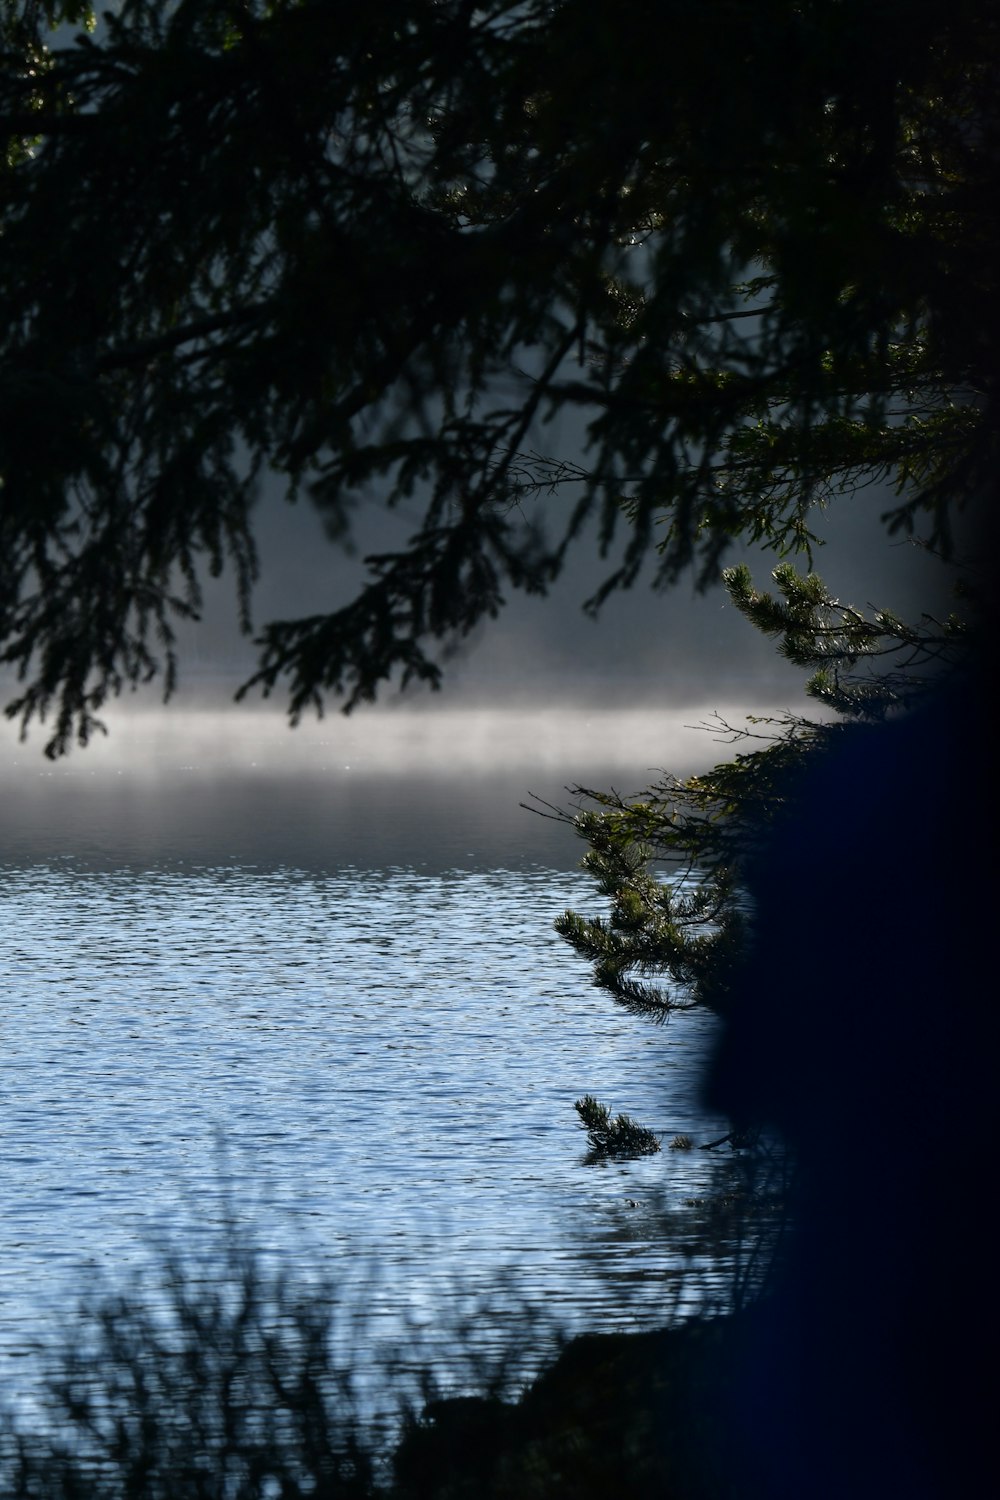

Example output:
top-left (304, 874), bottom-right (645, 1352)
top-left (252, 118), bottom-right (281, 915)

top-left (0, 1175), bottom-right (790, 1500)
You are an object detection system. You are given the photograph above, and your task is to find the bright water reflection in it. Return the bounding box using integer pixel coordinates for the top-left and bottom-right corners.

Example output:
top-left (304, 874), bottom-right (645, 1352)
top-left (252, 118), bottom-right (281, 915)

top-left (1, 854), bottom-right (737, 1384)
top-left (1, 712), bottom-right (757, 1391)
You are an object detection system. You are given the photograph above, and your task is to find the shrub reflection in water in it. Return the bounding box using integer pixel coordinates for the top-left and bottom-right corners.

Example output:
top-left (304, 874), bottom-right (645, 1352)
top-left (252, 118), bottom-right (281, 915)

top-left (0, 1145), bottom-right (789, 1500)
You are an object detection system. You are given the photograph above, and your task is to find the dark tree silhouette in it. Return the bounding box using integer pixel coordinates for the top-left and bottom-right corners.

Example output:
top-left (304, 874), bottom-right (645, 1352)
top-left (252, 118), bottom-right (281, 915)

top-left (0, 0), bottom-right (995, 753)
top-left (705, 659), bottom-right (998, 1500)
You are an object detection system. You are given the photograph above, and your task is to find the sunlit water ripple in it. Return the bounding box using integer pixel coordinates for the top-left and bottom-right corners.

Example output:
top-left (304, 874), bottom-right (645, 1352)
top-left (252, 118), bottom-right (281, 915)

top-left (0, 741), bottom-right (746, 1392)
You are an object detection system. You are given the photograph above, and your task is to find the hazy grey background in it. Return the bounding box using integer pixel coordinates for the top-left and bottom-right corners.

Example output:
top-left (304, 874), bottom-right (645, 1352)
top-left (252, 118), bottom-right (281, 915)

top-left (156, 471), bottom-right (952, 711)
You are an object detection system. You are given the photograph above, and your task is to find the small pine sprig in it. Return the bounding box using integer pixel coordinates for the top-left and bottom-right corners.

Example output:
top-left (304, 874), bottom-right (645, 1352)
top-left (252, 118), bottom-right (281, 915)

top-left (574, 1095), bottom-right (661, 1158)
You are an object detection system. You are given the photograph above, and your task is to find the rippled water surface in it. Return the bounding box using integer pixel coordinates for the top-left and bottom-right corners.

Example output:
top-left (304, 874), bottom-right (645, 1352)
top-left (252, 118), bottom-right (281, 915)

top-left (1, 722), bottom-right (742, 1387)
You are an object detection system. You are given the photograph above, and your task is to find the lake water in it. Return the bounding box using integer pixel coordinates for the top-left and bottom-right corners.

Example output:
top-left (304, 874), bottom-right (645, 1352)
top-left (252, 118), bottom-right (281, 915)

top-left (0, 708), bottom-right (757, 1398)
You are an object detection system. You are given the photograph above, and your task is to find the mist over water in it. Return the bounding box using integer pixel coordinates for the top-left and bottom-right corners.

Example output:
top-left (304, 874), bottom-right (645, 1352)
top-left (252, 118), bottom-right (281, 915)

top-left (2, 700), bottom-right (778, 777)
top-left (0, 700), bottom-right (802, 870)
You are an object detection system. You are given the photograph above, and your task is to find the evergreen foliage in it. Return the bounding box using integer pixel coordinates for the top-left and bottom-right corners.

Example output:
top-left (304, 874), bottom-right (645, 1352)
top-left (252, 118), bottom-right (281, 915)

top-left (573, 1094), bottom-right (661, 1158)
top-left (549, 558), bottom-right (976, 1020)
top-left (724, 561), bottom-right (968, 719)
top-left (0, 0), bottom-right (995, 753)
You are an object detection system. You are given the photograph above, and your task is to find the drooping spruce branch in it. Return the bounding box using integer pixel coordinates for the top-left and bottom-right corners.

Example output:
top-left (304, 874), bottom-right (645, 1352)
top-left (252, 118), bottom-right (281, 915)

top-left (0, 1), bottom-right (996, 752)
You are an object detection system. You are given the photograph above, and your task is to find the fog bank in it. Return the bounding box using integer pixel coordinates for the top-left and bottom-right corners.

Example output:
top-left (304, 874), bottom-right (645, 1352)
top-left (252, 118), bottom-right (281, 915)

top-left (0, 702), bottom-right (812, 872)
